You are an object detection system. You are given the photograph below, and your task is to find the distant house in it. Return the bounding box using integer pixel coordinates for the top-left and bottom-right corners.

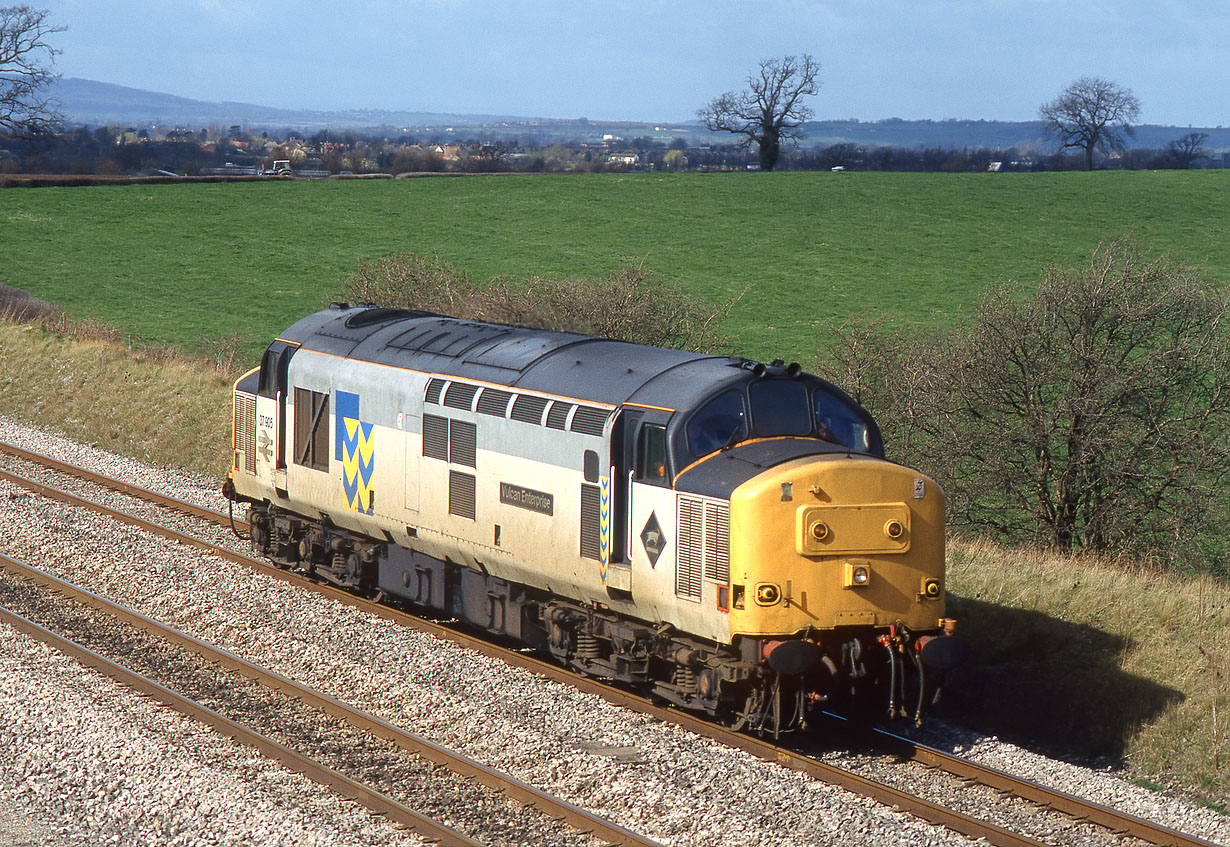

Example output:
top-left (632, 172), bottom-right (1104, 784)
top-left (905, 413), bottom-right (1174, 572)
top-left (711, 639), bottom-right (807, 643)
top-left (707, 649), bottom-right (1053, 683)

top-left (607, 152), bottom-right (639, 166)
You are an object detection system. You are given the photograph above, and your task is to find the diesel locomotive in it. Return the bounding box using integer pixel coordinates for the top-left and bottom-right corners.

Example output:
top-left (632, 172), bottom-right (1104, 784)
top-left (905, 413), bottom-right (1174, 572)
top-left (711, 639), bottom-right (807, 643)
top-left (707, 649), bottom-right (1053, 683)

top-left (223, 304), bottom-right (960, 735)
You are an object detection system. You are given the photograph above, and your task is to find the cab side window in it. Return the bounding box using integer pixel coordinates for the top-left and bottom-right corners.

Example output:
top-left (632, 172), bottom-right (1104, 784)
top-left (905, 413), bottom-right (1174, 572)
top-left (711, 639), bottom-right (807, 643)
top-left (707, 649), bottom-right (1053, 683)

top-left (635, 423), bottom-right (669, 486)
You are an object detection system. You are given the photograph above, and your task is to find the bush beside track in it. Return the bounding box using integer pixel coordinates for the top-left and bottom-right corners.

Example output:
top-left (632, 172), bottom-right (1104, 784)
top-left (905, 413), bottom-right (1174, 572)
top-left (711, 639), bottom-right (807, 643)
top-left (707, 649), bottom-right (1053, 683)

top-left (0, 312), bottom-right (1225, 809)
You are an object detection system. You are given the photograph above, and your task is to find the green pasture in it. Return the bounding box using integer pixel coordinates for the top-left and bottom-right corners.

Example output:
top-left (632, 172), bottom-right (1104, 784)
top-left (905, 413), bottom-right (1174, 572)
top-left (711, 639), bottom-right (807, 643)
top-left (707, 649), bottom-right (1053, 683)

top-left (1, 170), bottom-right (1227, 364)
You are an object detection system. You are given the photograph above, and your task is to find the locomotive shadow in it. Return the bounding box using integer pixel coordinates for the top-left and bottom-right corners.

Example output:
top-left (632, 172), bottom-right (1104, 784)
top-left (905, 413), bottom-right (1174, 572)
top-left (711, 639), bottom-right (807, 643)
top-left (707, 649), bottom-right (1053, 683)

top-left (926, 595), bottom-right (1183, 765)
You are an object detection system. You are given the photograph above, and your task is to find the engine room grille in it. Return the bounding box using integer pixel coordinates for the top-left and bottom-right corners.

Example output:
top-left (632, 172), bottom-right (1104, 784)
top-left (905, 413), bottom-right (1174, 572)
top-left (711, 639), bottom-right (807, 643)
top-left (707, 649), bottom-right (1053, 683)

top-left (449, 471), bottom-right (476, 520)
top-left (675, 498), bottom-right (704, 601)
top-left (236, 393), bottom-right (256, 474)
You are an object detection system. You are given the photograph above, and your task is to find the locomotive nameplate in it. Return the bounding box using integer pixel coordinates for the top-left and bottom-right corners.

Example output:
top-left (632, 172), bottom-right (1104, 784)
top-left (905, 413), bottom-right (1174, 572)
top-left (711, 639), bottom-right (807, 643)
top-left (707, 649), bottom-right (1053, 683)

top-left (499, 482), bottom-right (554, 516)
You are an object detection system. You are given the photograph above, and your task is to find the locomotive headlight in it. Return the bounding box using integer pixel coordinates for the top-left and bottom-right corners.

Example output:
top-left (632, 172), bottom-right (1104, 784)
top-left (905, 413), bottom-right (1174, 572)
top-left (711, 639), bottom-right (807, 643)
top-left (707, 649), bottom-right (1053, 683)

top-left (843, 562), bottom-right (871, 588)
top-left (921, 578), bottom-right (942, 599)
top-left (810, 521), bottom-right (830, 542)
top-left (884, 519), bottom-right (904, 539)
top-left (755, 583), bottom-right (781, 605)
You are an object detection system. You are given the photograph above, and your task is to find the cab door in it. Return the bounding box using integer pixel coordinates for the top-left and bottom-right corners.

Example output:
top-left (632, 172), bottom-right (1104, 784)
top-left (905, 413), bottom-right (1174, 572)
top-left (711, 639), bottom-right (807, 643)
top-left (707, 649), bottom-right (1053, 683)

top-left (255, 339), bottom-right (298, 494)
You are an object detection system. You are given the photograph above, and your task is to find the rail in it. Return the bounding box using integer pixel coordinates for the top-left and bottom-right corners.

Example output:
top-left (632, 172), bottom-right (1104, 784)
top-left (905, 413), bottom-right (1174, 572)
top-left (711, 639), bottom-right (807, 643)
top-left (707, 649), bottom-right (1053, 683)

top-left (0, 551), bottom-right (660, 847)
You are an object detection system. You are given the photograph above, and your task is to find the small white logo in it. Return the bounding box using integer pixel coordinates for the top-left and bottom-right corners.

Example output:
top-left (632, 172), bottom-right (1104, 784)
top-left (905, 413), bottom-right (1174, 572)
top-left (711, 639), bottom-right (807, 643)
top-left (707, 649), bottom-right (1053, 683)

top-left (913, 478), bottom-right (925, 499)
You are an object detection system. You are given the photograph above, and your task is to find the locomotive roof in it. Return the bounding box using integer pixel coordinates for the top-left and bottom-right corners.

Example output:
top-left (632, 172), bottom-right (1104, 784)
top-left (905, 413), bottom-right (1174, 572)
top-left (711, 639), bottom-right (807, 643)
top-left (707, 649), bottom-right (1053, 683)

top-left (277, 305), bottom-right (750, 412)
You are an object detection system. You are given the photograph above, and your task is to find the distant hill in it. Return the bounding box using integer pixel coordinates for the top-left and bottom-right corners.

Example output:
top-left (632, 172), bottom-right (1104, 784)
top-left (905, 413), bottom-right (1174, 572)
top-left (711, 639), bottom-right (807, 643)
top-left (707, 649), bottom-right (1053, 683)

top-left (49, 78), bottom-right (1230, 151)
top-left (49, 78), bottom-right (520, 131)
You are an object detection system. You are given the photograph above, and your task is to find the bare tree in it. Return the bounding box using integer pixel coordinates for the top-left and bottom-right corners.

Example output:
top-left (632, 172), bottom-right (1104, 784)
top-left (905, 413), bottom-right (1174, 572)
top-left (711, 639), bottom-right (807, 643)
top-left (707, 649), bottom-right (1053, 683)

top-left (828, 238), bottom-right (1230, 573)
top-left (1039, 76), bottom-right (1141, 170)
top-left (1165, 132), bottom-right (1210, 169)
top-left (698, 54), bottom-right (820, 171)
top-left (0, 5), bottom-right (63, 134)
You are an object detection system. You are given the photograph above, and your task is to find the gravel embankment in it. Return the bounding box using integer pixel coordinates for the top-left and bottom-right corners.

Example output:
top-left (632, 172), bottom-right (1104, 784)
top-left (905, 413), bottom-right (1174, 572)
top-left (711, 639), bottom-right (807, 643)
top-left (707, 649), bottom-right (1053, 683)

top-left (0, 619), bottom-right (428, 847)
top-left (1, 415), bottom-right (1227, 847)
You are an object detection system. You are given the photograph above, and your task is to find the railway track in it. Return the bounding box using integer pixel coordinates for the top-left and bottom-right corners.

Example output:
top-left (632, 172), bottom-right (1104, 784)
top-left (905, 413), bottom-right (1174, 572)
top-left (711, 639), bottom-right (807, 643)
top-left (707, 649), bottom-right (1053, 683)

top-left (0, 552), bottom-right (659, 847)
top-left (0, 440), bottom-right (1221, 847)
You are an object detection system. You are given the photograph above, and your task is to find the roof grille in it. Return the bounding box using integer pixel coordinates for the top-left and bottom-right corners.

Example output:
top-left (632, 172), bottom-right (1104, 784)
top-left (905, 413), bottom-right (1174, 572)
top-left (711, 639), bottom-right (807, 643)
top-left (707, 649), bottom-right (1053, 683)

top-left (570, 405), bottom-right (609, 437)
top-left (510, 395), bottom-right (549, 425)
top-left (444, 381), bottom-right (479, 411)
top-left (476, 388), bottom-right (512, 417)
top-left (425, 378), bottom-right (447, 404)
top-left (545, 401), bottom-right (573, 430)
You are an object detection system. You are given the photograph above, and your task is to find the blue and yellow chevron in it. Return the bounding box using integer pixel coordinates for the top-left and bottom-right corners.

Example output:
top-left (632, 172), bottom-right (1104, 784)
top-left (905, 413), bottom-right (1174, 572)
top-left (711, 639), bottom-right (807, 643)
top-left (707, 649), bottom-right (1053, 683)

top-left (336, 390), bottom-right (375, 515)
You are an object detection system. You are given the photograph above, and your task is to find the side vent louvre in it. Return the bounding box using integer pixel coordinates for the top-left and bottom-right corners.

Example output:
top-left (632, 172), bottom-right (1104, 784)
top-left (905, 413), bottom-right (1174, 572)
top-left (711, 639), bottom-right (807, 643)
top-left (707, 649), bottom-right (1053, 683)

top-left (236, 393), bottom-right (257, 474)
top-left (704, 502), bottom-right (731, 584)
top-left (476, 388), bottom-right (512, 417)
top-left (422, 414), bottom-right (448, 460)
top-left (675, 497), bottom-right (704, 602)
top-left (449, 471), bottom-right (476, 520)
top-left (580, 484), bottom-right (602, 561)
top-left (449, 420), bottom-right (477, 468)
top-left (510, 395), bottom-right (549, 425)
top-left (570, 405), bottom-right (609, 437)
top-left (443, 381), bottom-right (478, 411)
top-left (424, 378), bottom-right (446, 404)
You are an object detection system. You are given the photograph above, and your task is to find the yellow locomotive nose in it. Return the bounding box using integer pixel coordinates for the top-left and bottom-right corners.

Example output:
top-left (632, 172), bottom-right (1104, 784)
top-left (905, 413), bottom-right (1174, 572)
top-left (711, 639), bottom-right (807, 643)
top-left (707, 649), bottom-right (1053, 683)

top-left (727, 453), bottom-right (946, 638)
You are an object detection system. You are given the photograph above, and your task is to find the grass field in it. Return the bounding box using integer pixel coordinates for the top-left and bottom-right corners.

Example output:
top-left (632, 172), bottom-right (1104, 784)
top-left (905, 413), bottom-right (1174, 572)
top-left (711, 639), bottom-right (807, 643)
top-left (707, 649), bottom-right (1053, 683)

top-left (2, 170), bottom-right (1228, 364)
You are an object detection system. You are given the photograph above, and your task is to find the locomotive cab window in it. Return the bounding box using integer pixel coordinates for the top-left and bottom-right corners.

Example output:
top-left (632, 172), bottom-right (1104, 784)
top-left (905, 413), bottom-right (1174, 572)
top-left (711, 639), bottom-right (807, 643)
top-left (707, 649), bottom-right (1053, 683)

top-left (749, 379), bottom-right (811, 438)
top-left (812, 387), bottom-right (877, 454)
top-left (635, 424), bottom-right (669, 486)
top-left (686, 390), bottom-right (748, 457)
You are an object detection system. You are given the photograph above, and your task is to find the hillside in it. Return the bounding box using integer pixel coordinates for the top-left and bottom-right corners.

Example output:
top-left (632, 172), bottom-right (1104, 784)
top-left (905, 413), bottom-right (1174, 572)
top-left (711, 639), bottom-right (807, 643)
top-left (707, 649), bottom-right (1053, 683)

top-left (48, 78), bottom-right (1230, 151)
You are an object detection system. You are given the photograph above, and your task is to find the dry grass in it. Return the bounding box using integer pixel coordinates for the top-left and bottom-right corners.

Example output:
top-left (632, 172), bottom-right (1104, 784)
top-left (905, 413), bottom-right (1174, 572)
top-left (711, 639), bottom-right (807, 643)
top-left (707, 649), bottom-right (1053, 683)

top-left (0, 317), bottom-right (234, 475)
top-left (945, 536), bottom-right (1229, 808)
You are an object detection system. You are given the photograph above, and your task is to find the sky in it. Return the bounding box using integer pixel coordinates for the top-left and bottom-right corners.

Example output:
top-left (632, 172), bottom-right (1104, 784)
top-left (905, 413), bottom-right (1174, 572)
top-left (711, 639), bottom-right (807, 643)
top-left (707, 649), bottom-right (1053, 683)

top-left (35, 0), bottom-right (1230, 126)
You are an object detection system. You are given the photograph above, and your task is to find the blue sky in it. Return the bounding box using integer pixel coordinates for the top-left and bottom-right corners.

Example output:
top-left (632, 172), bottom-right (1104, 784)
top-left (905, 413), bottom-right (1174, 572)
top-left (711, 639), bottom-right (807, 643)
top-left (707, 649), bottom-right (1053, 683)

top-left (38, 0), bottom-right (1230, 126)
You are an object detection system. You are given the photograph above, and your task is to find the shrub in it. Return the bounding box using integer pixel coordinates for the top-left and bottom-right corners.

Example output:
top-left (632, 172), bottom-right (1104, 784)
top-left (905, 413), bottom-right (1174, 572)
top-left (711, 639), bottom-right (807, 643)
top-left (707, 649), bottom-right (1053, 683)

top-left (332, 252), bottom-right (739, 353)
top-left (825, 238), bottom-right (1230, 575)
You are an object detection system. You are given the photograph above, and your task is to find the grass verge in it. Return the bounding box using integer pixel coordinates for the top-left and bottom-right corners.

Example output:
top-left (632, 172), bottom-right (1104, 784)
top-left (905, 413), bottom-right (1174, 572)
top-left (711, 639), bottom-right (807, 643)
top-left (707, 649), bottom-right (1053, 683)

top-left (0, 316), bottom-right (1225, 809)
top-left (944, 537), bottom-right (1228, 808)
top-left (0, 319), bottom-right (234, 475)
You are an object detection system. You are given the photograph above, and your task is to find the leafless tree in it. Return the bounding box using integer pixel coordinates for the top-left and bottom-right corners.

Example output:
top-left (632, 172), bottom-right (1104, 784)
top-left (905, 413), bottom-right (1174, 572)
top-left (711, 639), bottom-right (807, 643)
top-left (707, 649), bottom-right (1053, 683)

top-left (698, 54), bottom-right (820, 171)
top-left (1039, 76), bottom-right (1141, 170)
top-left (0, 5), bottom-right (64, 134)
top-left (1165, 132), bottom-right (1210, 169)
